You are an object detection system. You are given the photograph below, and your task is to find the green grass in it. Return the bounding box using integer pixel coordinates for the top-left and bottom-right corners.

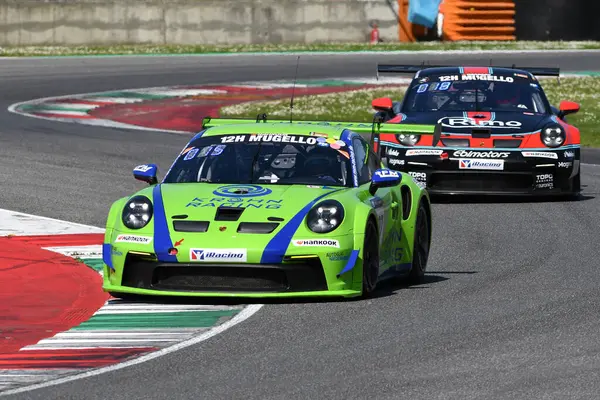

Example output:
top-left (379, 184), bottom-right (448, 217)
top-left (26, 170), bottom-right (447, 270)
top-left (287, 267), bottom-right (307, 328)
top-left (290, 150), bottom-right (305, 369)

top-left (220, 77), bottom-right (600, 147)
top-left (3, 41), bottom-right (600, 57)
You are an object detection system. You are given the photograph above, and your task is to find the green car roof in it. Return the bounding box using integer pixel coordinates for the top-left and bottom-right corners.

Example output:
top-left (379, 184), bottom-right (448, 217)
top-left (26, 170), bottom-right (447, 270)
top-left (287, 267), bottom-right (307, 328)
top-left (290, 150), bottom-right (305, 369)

top-left (201, 122), bottom-right (345, 140)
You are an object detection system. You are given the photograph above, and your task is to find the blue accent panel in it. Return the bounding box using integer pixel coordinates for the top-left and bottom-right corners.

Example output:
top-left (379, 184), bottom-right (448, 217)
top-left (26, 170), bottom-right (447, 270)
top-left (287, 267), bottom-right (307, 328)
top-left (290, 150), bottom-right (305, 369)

top-left (152, 184), bottom-right (178, 262)
top-left (260, 190), bottom-right (341, 264)
top-left (133, 164), bottom-right (158, 184)
top-left (191, 128), bottom-right (207, 141)
top-left (102, 243), bottom-right (114, 270)
top-left (341, 129), bottom-right (359, 187)
top-left (337, 249), bottom-right (360, 277)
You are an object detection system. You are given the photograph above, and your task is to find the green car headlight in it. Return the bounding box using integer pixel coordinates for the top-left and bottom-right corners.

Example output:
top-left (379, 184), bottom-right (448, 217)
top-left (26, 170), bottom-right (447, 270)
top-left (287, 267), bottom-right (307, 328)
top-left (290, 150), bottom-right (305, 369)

top-left (122, 195), bottom-right (153, 229)
top-left (306, 200), bottom-right (344, 234)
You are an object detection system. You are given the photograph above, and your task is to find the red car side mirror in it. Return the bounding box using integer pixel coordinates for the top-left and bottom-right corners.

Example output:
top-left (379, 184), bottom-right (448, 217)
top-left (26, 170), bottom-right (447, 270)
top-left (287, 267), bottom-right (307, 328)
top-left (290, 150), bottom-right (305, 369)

top-left (372, 97), bottom-right (393, 111)
top-left (558, 100), bottom-right (580, 117)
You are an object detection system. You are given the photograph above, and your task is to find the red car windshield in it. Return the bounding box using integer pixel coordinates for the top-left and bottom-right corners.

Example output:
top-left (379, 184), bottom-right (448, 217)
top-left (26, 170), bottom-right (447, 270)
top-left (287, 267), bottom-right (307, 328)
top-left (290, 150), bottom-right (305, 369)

top-left (401, 75), bottom-right (550, 114)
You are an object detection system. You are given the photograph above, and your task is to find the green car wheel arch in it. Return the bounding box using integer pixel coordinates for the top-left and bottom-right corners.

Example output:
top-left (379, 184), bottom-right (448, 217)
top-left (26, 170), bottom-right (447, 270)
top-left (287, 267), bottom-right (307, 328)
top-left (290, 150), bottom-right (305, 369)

top-left (101, 119), bottom-right (433, 299)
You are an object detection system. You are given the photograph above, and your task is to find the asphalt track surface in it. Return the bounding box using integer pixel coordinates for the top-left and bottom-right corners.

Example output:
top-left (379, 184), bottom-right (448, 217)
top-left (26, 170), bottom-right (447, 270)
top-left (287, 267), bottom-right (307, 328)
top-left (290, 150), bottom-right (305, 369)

top-left (2, 51), bottom-right (600, 399)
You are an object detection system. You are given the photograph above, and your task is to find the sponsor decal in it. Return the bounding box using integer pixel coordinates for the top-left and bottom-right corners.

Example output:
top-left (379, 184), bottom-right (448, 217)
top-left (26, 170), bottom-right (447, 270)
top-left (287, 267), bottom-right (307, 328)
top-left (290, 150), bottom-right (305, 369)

top-left (327, 250), bottom-right (350, 262)
top-left (190, 248), bottom-right (247, 262)
top-left (408, 171), bottom-right (426, 179)
top-left (220, 134), bottom-right (317, 145)
top-left (558, 161), bottom-right (573, 168)
top-left (514, 73), bottom-right (529, 79)
top-left (183, 148), bottom-right (199, 160)
top-left (536, 182), bottom-right (554, 189)
top-left (309, 132), bottom-right (329, 138)
top-left (133, 164), bottom-right (154, 173)
top-left (405, 149), bottom-right (444, 156)
top-left (210, 144), bottom-right (226, 156)
top-left (453, 150), bottom-right (510, 159)
top-left (198, 145), bottom-right (214, 157)
top-left (522, 151), bottom-right (558, 160)
top-left (387, 149), bottom-right (400, 157)
top-left (187, 197), bottom-right (282, 209)
top-left (115, 234), bottom-right (153, 244)
top-left (440, 118), bottom-right (522, 128)
top-left (292, 239), bottom-right (340, 248)
top-left (374, 169), bottom-right (400, 178)
top-left (111, 246), bottom-right (123, 256)
top-left (381, 226), bottom-right (403, 263)
top-left (389, 158), bottom-right (405, 166)
top-left (459, 159), bottom-right (504, 170)
top-left (536, 174), bottom-right (554, 189)
top-left (213, 184), bottom-right (272, 198)
top-left (348, 141), bottom-right (358, 187)
top-left (564, 151), bottom-right (575, 159)
top-left (439, 74), bottom-right (514, 83)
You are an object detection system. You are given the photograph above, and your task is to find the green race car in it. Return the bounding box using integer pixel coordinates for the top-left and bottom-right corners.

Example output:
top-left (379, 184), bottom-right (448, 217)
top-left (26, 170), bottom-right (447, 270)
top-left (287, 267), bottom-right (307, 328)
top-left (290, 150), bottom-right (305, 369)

top-left (102, 118), bottom-right (434, 299)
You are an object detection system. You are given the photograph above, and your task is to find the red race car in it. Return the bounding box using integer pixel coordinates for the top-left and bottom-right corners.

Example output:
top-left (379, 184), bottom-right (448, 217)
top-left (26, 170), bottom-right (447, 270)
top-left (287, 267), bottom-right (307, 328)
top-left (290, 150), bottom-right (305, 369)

top-left (372, 64), bottom-right (581, 197)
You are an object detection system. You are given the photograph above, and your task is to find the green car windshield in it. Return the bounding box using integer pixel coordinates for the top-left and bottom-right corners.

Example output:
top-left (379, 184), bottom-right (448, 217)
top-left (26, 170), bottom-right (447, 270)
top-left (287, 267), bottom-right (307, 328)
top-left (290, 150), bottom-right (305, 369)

top-left (163, 133), bottom-right (353, 187)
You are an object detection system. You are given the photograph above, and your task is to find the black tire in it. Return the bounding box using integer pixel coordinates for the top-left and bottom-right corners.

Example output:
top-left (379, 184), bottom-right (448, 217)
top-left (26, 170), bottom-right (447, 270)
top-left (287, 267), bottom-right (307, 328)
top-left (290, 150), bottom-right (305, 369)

top-left (361, 219), bottom-right (380, 297)
top-left (408, 202), bottom-right (431, 284)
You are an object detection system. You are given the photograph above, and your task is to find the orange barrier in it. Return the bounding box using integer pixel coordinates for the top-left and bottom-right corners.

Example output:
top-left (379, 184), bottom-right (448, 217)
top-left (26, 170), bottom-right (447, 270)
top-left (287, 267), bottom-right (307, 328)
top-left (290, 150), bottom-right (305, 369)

top-left (440, 0), bottom-right (516, 41)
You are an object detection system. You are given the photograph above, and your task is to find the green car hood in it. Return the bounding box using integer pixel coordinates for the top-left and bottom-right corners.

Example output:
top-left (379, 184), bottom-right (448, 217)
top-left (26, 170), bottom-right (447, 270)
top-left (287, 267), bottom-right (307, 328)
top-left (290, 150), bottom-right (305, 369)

top-left (151, 183), bottom-right (346, 263)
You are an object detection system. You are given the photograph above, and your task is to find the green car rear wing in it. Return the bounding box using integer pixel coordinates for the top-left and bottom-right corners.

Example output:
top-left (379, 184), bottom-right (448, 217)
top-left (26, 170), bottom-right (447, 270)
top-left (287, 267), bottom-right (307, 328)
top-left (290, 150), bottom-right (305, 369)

top-left (201, 115), bottom-right (443, 157)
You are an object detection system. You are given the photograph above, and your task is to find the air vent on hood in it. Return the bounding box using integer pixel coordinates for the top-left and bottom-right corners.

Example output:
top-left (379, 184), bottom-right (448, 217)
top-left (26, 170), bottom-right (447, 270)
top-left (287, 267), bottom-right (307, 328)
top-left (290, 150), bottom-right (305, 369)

top-left (173, 220), bottom-right (209, 232)
top-left (237, 222), bottom-right (279, 234)
top-left (215, 206), bottom-right (245, 221)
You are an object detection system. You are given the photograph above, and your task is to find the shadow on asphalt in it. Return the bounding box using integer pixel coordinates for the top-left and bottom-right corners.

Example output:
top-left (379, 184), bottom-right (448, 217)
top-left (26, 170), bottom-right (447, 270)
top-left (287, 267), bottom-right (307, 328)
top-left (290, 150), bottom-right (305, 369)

top-left (430, 192), bottom-right (595, 204)
top-left (112, 272), bottom-right (473, 306)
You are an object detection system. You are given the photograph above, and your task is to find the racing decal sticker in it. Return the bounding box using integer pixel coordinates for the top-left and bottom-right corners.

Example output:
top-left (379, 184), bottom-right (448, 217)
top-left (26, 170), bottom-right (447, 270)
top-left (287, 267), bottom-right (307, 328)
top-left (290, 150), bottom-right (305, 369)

top-left (189, 248), bottom-right (247, 262)
top-left (210, 144), bottom-right (226, 156)
top-left (558, 161), bottom-right (573, 168)
top-left (198, 145), bottom-right (214, 157)
top-left (453, 150), bottom-right (510, 159)
top-left (439, 117), bottom-right (521, 128)
top-left (408, 171), bottom-right (427, 188)
top-left (181, 147), bottom-right (195, 155)
top-left (388, 158), bottom-right (405, 167)
top-left (535, 173), bottom-right (554, 189)
top-left (326, 250), bottom-right (351, 261)
top-left (133, 164), bottom-right (154, 173)
top-left (564, 150), bottom-right (575, 159)
top-left (374, 169), bottom-right (400, 179)
top-left (386, 148), bottom-right (400, 157)
top-left (406, 149), bottom-right (444, 156)
top-left (522, 151), bottom-right (559, 160)
top-left (220, 134), bottom-right (318, 145)
top-left (212, 184), bottom-right (272, 198)
top-left (309, 132), bottom-right (329, 138)
top-left (115, 234), bottom-right (153, 244)
top-left (459, 159), bottom-right (504, 171)
top-left (439, 74), bottom-right (514, 83)
top-left (292, 239), bottom-right (340, 248)
top-left (183, 148), bottom-right (199, 160)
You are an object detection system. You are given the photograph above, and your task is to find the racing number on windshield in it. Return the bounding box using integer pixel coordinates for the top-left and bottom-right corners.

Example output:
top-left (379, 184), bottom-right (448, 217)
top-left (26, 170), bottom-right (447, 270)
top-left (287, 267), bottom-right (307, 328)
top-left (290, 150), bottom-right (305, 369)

top-left (220, 136), bottom-right (245, 143)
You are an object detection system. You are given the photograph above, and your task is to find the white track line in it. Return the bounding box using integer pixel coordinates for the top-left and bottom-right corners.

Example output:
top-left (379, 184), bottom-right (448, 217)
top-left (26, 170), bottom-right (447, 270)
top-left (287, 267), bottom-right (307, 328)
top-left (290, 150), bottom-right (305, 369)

top-left (0, 209), bottom-right (264, 396)
top-left (0, 304), bottom-right (262, 396)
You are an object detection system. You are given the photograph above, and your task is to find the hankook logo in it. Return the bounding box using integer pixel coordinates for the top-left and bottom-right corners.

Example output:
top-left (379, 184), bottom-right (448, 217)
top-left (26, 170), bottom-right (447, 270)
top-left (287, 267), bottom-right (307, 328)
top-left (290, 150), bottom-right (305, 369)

top-left (452, 150), bottom-right (510, 159)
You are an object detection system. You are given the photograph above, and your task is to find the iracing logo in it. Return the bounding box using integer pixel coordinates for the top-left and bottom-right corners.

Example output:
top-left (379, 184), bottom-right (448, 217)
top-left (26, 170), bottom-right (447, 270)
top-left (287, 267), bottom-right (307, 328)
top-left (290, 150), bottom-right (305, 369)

top-left (189, 248), bottom-right (247, 262)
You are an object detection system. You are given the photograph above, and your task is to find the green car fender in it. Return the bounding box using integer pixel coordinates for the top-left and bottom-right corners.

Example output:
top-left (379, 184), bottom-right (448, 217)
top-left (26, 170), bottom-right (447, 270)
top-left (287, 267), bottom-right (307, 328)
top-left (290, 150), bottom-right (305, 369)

top-left (350, 198), bottom-right (380, 288)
